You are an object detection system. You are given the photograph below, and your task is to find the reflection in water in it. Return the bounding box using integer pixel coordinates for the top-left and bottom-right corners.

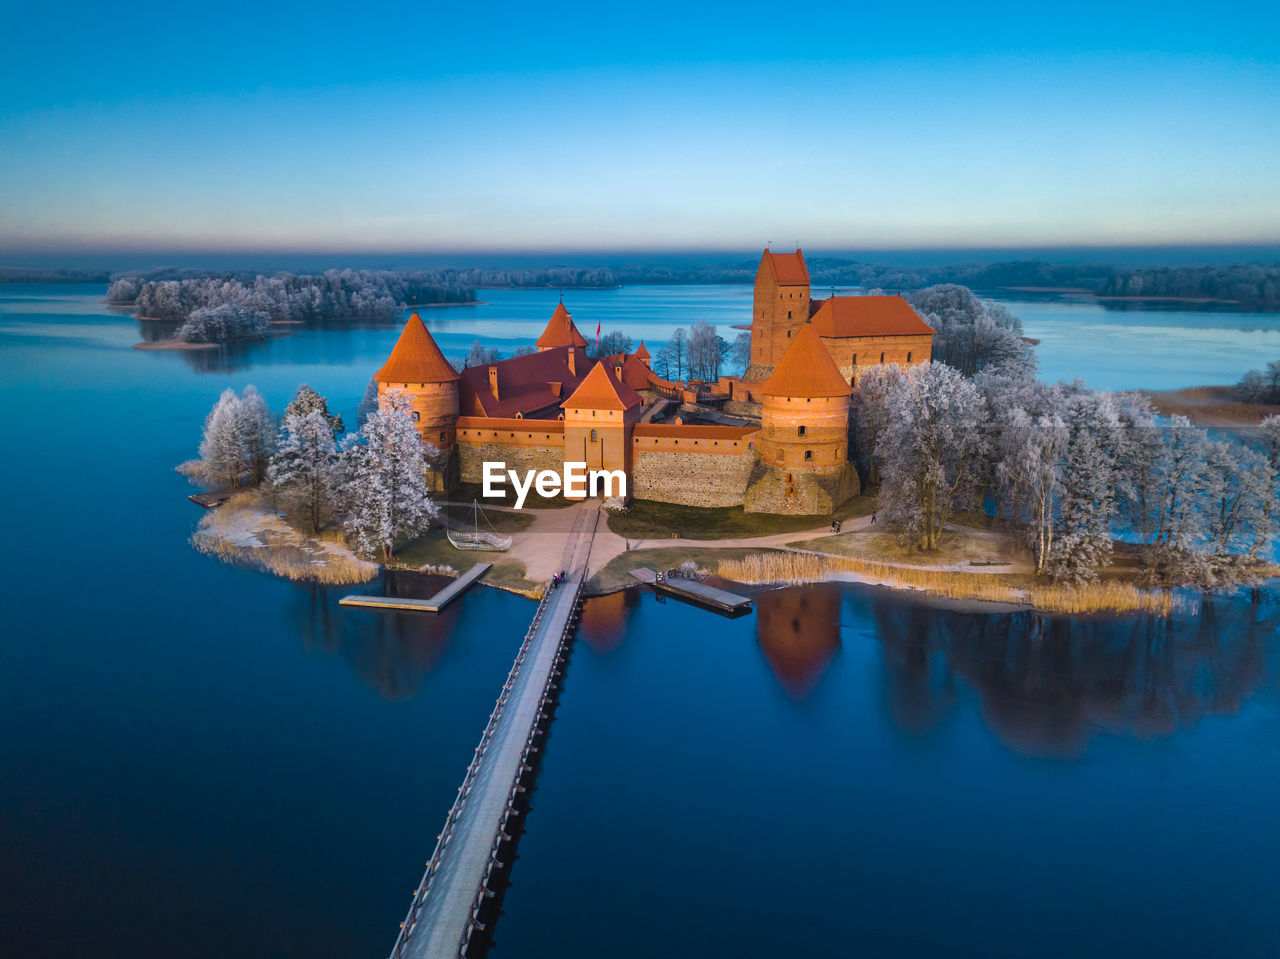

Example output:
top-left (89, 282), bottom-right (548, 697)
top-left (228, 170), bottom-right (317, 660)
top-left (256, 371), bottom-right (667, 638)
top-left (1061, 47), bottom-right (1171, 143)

top-left (287, 571), bottom-right (462, 701)
top-left (870, 590), bottom-right (1280, 758)
top-left (579, 589), bottom-right (638, 654)
top-left (755, 584), bottom-right (843, 699)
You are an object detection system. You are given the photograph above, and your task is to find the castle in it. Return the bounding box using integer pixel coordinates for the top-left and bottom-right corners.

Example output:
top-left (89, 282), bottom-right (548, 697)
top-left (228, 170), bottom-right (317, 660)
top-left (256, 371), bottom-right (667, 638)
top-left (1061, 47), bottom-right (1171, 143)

top-left (373, 248), bottom-right (935, 514)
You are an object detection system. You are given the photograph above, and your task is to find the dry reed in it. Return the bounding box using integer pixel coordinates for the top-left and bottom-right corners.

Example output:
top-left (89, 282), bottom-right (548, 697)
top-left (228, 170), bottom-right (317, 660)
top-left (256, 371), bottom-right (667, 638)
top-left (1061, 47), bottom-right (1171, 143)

top-left (717, 551), bottom-right (1181, 616)
top-left (192, 498), bottom-right (377, 584)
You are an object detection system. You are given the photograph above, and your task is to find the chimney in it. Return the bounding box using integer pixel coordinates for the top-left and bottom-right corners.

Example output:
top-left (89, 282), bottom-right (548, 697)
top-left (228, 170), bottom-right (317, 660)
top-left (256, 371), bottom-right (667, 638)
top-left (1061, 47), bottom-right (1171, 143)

top-left (614, 363), bottom-right (623, 380)
top-left (548, 381), bottom-right (562, 397)
top-left (567, 348), bottom-right (576, 376)
top-left (488, 365), bottom-right (500, 400)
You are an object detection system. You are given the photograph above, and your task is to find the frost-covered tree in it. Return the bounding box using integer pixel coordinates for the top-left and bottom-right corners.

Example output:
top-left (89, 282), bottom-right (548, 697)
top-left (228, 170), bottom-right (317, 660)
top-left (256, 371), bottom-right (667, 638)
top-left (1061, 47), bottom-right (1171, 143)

top-left (730, 331), bottom-right (751, 372)
top-left (236, 385), bottom-right (276, 485)
top-left (176, 303), bottom-right (270, 343)
top-left (1048, 391), bottom-right (1122, 583)
top-left (1249, 415), bottom-right (1280, 558)
top-left (997, 409), bottom-right (1067, 575)
top-left (269, 410), bottom-right (340, 534)
top-left (284, 384), bottom-right (343, 434)
top-left (464, 340), bottom-right (501, 368)
top-left (1202, 440), bottom-right (1269, 570)
top-left (341, 391), bottom-right (438, 560)
top-left (591, 330), bottom-right (633, 359)
top-left (197, 389), bottom-right (248, 489)
top-left (852, 364), bottom-right (906, 489)
top-left (878, 363), bottom-right (987, 551)
top-left (909, 284), bottom-right (1035, 378)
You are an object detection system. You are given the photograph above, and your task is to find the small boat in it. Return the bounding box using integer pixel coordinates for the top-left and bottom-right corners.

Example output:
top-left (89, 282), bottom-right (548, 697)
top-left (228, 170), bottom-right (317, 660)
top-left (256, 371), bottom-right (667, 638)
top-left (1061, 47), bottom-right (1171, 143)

top-left (446, 500), bottom-right (512, 552)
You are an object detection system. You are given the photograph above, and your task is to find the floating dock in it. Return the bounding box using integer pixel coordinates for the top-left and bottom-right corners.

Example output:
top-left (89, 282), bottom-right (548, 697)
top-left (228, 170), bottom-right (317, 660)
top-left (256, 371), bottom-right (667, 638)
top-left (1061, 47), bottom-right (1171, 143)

top-left (629, 567), bottom-right (752, 612)
top-left (340, 563), bottom-right (491, 613)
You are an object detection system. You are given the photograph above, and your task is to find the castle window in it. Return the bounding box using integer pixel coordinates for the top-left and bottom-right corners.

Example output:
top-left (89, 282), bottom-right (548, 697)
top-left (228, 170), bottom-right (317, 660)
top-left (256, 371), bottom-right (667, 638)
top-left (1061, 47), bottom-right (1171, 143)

top-left (804, 450), bottom-right (813, 462)
top-left (787, 330), bottom-right (792, 338)
top-left (440, 432), bottom-right (446, 442)
top-left (748, 442), bottom-right (754, 450)
top-left (411, 411), bottom-right (420, 422)
top-left (880, 352), bottom-right (885, 363)
top-left (907, 351), bottom-right (913, 362)
top-left (852, 353), bottom-right (857, 365)
top-left (786, 472), bottom-right (793, 483)
top-left (797, 425), bottom-right (806, 437)
top-left (787, 310), bottom-right (792, 319)
top-left (590, 429), bottom-right (598, 443)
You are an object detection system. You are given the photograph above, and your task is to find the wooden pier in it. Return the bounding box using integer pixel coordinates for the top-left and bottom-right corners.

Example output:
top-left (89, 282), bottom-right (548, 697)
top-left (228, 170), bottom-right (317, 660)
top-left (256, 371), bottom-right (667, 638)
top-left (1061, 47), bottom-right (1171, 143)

top-left (341, 564), bottom-right (491, 613)
top-left (388, 509), bottom-right (599, 959)
top-left (629, 567), bottom-right (753, 612)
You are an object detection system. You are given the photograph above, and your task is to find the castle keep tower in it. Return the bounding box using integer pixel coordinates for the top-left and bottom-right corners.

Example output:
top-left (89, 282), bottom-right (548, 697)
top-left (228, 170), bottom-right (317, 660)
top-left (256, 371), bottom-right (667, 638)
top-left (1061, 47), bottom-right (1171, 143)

top-left (750, 248), bottom-right (811, 370)
top-left (374, 312), bottom-right (460, 489)
top-left (744, 322), bottom-right (857, 514)
top-left (536, 301), bottom-right (588, 353)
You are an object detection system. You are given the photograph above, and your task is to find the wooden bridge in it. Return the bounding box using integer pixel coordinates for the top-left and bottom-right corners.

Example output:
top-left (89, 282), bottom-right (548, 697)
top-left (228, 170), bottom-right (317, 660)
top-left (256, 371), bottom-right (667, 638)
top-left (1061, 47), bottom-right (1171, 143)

top-left (388, 508), bottom-right (600, 959)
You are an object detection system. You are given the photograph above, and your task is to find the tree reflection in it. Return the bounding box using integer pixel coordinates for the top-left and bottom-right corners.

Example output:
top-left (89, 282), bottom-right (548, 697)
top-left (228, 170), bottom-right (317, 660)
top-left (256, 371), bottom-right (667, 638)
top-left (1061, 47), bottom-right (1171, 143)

top-left (870, 590), bottom-right (1279, 758)
top-left (287, 571), bottom-right (460, 701)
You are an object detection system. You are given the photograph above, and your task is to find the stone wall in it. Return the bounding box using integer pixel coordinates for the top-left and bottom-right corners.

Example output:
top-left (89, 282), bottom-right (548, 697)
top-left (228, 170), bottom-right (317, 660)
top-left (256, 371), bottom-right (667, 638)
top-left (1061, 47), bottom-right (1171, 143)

top-left (742, 460), bottom-right (858, 515)
top-left (457, 441), bottom-right (564, 484)
top-left (632, 448), bottom-right (758, 507)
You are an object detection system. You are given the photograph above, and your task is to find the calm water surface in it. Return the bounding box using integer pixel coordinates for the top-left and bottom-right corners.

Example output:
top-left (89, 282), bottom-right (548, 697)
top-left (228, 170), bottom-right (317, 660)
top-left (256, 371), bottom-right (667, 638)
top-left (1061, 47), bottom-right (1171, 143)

top-left (1, 285), bottom-right (1278, 958)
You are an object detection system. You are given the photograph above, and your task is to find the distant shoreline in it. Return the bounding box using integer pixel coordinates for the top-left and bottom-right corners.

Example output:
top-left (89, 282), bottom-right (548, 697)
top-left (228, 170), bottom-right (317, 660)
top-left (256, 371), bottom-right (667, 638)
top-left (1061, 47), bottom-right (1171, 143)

top-left (1143, 385), bottom-right (1280, 427)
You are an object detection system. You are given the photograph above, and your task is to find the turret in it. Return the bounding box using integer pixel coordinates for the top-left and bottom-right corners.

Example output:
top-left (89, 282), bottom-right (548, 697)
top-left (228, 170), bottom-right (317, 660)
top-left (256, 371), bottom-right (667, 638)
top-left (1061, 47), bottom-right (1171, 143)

top-left (756, 322), bottom-right (850, 470)
top-left (374, 313), bottom-right (460, 487)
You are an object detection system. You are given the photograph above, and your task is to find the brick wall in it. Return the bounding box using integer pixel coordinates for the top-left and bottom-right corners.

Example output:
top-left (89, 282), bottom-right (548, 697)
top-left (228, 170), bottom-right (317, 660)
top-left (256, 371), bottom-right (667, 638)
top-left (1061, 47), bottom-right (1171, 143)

top-left (458, 441), bottom-right (564, 484)
top-left (632, 448), bottom-right (758, 507)
top-left (743, 460), bottom-right (858, 515)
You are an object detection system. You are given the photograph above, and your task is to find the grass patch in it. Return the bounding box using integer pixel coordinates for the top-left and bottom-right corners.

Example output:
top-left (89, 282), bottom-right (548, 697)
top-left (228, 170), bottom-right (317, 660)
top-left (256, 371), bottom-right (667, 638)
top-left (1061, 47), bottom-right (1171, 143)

top-left (607, 495), bottom-right (877, 541)
top-left (396, 527), bottom-right (542, 597)
top-left (796, 523), bottom-right (1030, 568)
top-left (586, 545), bottom-right (791, 594)
top-left (716, 552), bottom-right (1183, 616)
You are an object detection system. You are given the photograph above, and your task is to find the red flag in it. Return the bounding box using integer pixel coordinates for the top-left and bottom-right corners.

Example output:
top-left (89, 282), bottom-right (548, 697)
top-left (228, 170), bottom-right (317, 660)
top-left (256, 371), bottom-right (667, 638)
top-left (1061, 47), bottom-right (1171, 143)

top-left (595, 321), bottom-right (601, 351)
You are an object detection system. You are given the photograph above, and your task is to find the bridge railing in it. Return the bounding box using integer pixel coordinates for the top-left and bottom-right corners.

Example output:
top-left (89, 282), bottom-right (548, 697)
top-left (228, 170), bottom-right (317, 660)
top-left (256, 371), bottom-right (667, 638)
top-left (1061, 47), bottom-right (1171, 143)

top-left (389, 511), bottom-right (595, 959)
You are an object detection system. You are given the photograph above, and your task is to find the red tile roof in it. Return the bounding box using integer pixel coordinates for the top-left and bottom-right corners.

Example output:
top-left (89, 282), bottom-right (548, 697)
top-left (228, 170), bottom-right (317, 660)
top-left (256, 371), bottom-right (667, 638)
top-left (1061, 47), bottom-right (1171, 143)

top-left (632, 424), bottom-right (759, 440)
top-left (634, 340), bottom-right (651, 359)
top-left (535, 301), bottom-right (588, 348)
top-left (600, 352), bottom-right (653, 390)
top-left (458, 347), bottom-right (583, 418)
top-left (563, 360), bottom-right (643, 411)
top-left (762, 248), bottom-right (810, 287)
top-left (810, 295), bottom-right (937, 338)
top-left (374, 313), bottom-right (459, 384)
top-left (758, 322), bottom-right (851, 398)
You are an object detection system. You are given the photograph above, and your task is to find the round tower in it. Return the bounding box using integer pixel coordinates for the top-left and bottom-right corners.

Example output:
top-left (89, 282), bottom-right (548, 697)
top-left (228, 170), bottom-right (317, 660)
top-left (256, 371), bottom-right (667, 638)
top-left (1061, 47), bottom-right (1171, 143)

top-left (744, 321), bottom-right (856, 514)
top-left (374, 313), bottom-right (460, 488)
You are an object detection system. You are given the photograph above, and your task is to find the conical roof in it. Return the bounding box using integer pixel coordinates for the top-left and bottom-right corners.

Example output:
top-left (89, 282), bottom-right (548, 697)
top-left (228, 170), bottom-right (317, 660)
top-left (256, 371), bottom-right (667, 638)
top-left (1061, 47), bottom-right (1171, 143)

top-left (758, 322), bottom-right (850, 398)
top-left (634, 340), bottom-right (651, 359)
top-left (563, 360), bottom-right (643, 411)
top-left (536, 301), bottom-right (588, 349)
top-left (375, 313), bottom-right (459, 383)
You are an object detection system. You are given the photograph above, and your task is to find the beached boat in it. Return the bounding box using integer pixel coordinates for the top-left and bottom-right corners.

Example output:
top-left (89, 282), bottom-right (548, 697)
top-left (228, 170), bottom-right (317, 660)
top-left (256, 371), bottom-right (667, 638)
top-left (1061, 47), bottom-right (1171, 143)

top-left (446, 500), bottom-right (512, 552)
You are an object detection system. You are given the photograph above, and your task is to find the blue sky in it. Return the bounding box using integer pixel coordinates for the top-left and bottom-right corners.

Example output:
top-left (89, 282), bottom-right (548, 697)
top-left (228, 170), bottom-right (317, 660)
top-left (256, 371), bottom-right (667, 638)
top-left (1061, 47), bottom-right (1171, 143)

top-left (2, 0), bottom-right (1278, 253)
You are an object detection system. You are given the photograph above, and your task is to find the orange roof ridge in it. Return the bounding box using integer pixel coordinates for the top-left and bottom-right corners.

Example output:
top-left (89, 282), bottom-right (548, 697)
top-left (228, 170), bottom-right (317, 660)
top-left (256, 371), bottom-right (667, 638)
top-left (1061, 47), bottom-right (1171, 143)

top-left (563, 360), bottom-right (643, 411)
top-left (763, 248), bottom-right (810, 287)
top-left (375, 313), bottom-right (459, 383)
top-left (535, 301), bottom-right (588, 348)
top-left (758, 322), bottom-right (850, 398)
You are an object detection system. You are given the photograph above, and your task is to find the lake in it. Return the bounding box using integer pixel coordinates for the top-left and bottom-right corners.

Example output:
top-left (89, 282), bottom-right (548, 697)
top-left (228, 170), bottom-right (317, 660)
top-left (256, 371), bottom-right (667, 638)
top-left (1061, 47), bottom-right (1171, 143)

top-left (0, 284), bottom-right (1277, 958)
